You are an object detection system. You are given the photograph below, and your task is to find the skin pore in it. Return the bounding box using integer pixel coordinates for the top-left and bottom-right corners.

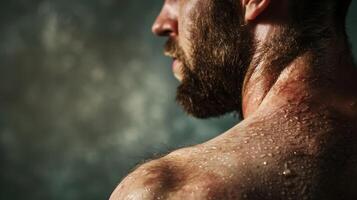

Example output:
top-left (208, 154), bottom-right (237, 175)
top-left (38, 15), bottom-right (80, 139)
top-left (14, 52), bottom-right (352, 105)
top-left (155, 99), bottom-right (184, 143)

top-left (110, 0), bottom-right (357, 199)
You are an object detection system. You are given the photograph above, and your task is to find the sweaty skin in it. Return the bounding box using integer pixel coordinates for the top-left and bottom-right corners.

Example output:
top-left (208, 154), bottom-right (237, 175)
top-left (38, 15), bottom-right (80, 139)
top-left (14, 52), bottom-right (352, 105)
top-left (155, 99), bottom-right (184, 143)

top-left (110, 0), bottom-right (357, 199)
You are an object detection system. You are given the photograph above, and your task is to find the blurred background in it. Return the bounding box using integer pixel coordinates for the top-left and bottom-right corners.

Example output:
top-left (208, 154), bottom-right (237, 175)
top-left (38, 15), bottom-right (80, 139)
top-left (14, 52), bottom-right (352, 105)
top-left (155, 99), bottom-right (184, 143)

top-left (0, 1), bottom-right (356, 199)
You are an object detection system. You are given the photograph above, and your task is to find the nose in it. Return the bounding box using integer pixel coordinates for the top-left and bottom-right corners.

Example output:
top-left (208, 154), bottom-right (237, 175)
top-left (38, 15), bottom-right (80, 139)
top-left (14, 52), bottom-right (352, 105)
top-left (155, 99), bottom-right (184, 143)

top-left (152, 6), bottom-right (178, 37)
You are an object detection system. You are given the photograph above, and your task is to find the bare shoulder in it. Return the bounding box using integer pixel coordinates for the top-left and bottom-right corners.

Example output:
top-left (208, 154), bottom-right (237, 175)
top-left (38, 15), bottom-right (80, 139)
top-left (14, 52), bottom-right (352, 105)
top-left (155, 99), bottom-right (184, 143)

top-left (109, 110), bottom-right (357, 200)
top-left (109, 146), bottom-right (218, 200)
top-left (109, 157), bottom-right (173, 200)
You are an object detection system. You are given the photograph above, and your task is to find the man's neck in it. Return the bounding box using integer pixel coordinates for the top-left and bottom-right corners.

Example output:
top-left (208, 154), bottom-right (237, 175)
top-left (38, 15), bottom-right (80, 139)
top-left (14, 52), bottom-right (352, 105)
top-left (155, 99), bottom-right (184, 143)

top-left (241, 36), bottom-right (357, 120)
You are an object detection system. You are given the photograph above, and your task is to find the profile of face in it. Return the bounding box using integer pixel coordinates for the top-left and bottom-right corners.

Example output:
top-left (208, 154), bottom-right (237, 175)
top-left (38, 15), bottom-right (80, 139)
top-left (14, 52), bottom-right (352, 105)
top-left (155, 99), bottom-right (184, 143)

top-left (152, 0), bottom-right (255, 118)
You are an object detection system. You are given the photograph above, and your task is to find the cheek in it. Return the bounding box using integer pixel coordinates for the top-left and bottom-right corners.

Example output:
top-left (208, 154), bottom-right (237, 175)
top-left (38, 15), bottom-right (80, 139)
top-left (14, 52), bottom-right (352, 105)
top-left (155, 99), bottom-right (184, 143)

top-left (178, 0), bottom-right (200, 57)
top-left (178, 20), bottom-right (191, 55)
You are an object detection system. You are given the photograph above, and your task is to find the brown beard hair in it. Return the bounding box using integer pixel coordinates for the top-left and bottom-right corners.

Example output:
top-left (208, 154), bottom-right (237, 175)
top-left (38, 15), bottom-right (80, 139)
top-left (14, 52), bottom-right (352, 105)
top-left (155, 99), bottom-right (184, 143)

top-left (166, 0), bottom-right (342, 119)
top-left (172, 0), bottom-right (255, 119)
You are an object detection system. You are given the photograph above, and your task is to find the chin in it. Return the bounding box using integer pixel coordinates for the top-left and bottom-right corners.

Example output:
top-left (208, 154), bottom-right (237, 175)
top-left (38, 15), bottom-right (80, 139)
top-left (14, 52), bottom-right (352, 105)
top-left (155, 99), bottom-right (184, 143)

top-left (176, 85), bottom-right (238, 119)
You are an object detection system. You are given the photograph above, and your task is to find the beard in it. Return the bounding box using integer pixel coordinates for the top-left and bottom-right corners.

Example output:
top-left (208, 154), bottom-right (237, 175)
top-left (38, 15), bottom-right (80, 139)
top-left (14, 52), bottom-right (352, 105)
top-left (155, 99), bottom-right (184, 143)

top-left (164, 1), bottom-right (255, 119)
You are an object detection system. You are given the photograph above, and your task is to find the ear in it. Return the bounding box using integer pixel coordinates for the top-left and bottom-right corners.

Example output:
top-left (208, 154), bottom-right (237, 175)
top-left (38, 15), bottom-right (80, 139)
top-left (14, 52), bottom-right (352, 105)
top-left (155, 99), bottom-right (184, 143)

top-left (242, 0), bottom-right (271, 21)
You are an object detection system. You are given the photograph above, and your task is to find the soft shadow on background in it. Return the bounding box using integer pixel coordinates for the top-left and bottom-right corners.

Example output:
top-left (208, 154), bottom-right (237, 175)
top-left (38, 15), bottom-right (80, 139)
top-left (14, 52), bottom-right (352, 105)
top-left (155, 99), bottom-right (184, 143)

top-left (0, 1), bottom-right (356, 199)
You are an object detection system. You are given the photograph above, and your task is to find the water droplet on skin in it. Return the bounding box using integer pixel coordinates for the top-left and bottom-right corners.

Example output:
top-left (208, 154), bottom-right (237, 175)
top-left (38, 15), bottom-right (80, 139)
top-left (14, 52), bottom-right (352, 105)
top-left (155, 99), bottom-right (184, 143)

top-left (283, 165), bottom-right (294, 177)
top-left (251, 133), bottom-right (258, 137)
top-left (263, 161), bottom-right (268, 165)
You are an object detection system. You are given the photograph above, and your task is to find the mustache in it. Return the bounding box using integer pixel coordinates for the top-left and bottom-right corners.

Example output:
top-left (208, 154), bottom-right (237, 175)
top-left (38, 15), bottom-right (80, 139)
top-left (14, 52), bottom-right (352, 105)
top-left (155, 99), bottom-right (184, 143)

top-left (164, 39), bottom-right (185, 60)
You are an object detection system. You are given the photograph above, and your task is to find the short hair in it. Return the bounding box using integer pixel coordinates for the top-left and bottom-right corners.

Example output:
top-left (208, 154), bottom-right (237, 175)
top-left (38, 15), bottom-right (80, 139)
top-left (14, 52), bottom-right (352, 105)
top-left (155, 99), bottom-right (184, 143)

top-left (335, 0), bottom-right (352, 22)
top-left (290, 0), bottom-right (351, 32)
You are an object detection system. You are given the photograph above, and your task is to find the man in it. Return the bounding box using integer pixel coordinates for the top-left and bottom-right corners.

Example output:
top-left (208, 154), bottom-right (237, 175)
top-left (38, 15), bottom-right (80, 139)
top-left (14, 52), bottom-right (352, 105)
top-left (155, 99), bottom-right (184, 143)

top-left (110, 0), bottom-right (357, 199)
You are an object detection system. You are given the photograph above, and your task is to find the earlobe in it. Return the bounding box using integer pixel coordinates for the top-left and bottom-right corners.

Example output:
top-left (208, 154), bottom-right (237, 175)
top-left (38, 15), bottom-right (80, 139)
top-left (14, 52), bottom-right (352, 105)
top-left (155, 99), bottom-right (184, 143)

top-left (244, 0), bottom-right (271, 22)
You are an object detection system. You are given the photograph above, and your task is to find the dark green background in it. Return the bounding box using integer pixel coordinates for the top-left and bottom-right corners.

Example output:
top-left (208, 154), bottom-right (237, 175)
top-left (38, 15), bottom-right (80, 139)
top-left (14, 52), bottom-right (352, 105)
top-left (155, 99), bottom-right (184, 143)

top-left (0, 1), bottom-right (356, 199)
